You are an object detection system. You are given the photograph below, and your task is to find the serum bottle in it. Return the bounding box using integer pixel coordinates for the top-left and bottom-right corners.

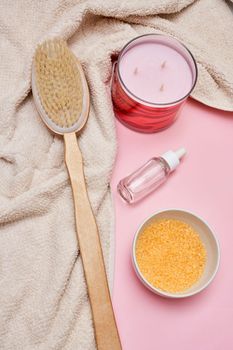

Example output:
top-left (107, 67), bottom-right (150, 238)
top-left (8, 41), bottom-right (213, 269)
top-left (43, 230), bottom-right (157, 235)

top-left (118, 148), bottom-right (186, 204)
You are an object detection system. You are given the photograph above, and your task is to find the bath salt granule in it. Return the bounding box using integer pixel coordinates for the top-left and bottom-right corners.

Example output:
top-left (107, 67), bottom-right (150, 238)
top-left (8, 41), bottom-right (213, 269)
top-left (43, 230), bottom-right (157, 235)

top-left (136, 219), bottom-right (206, 293)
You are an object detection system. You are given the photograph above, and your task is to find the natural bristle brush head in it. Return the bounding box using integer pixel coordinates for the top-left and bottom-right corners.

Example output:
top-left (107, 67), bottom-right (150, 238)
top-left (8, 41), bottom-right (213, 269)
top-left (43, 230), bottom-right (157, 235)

top-left (32, 39), bottom-right (89, 134)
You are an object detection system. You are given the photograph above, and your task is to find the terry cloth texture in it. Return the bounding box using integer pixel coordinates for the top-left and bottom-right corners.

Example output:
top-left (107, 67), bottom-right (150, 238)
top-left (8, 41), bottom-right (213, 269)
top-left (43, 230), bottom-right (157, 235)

top-left (0, 1), bottom-right (232, 349)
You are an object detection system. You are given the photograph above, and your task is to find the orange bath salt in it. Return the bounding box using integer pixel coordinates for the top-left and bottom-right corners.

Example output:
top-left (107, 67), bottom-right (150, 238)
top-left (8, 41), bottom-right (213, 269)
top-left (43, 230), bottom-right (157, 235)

top-left (136, 219), bottom-right (206, 293)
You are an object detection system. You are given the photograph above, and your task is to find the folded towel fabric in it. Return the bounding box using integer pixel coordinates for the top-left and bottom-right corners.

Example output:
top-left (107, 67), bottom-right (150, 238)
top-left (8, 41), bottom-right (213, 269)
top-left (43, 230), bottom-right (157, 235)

top-left (0, 1), bottom-right (232, 349)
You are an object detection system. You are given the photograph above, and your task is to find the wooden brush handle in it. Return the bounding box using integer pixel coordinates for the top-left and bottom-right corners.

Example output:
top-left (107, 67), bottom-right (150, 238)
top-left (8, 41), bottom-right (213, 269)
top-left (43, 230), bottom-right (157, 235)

top-left (64, 132), bottom-right (122, 350)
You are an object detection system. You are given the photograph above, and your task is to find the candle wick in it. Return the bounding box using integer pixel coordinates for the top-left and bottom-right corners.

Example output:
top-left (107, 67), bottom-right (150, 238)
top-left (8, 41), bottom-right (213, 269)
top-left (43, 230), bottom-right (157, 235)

top-left (133, 67), bottom-right (138, 75)
top-left (159, 84), bottom-right (165, 92)
top-left (161, 60), bottom-right (166, 69)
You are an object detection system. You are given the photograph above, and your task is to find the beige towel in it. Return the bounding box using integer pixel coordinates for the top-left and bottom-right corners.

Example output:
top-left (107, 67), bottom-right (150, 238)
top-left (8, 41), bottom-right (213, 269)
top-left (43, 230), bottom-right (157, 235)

top-left (0, 1), bottom-right (232, 349)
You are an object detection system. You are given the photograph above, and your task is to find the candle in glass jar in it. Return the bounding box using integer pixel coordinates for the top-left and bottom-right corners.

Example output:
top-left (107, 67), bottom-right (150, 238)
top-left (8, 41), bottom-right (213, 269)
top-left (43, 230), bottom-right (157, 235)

top-left (111, 34), bottom-right (197, 133)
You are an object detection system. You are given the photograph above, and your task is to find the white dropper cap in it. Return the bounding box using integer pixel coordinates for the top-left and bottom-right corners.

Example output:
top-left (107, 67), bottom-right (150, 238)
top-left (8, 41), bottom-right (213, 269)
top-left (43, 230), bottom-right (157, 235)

top-left (161, 147), bottom-right (186, 171)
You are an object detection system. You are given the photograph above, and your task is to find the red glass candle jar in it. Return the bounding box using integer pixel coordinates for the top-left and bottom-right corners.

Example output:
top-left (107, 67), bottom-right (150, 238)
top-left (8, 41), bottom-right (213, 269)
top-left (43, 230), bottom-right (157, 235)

top-left (111, 34), bottom-right (197, 133)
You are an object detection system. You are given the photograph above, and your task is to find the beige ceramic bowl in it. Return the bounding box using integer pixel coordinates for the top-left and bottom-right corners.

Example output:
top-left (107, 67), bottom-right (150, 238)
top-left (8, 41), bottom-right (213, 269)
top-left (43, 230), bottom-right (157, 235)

top-left (132, 209), bottom-right (220, 298)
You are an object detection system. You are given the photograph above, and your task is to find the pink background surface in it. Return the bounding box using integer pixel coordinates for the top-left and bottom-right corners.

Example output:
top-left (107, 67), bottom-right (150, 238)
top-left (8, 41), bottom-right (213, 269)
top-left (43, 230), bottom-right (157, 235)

top-left (111, 99), bottom-right (233, 350)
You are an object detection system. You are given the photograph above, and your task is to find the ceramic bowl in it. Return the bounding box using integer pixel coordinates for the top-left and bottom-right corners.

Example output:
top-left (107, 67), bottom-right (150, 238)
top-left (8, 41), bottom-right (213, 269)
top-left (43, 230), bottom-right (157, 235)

top-left (132, 209), bottom-right (220, 298)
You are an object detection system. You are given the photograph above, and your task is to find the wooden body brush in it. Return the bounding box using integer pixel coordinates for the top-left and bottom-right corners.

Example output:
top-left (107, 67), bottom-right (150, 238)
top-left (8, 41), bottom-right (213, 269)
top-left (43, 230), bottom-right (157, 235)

top-left (32, 40), bottom-right (121, 350)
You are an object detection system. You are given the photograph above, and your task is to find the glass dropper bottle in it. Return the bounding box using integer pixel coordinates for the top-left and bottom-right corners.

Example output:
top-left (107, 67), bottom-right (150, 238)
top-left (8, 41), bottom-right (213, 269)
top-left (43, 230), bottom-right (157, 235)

top-left (118, 148), bottom-right (186, 204)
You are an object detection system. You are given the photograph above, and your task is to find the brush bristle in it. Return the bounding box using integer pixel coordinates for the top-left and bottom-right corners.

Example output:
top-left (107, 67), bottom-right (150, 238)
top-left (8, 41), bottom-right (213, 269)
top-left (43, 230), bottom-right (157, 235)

top-left (34, 39), bottom-right (83, 129)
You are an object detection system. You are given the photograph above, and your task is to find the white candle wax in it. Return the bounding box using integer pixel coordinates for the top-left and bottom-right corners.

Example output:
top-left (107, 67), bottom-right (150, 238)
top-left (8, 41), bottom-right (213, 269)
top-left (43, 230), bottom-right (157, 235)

top-left (119, 41), bottom-right (194, 104)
